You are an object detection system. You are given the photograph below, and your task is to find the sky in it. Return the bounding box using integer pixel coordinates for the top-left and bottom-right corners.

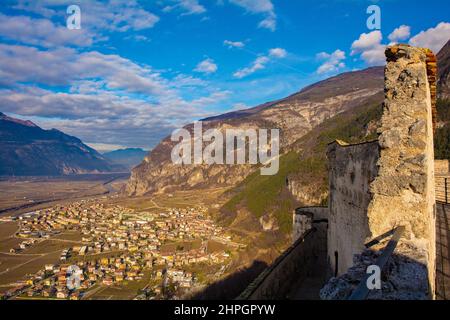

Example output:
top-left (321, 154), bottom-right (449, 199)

top-left (0, 0), bottom-right (449, 152)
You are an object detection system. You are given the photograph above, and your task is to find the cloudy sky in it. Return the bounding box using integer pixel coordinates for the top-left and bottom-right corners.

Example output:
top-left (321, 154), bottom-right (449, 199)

top-left (0, 0), bottom-right (449, 151)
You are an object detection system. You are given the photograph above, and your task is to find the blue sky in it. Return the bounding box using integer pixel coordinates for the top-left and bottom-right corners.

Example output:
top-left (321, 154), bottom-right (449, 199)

top-left (0, 0), bottom-right (449, 151)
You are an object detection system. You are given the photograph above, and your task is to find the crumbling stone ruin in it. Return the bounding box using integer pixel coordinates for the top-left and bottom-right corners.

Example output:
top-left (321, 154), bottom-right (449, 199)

top-left (241, 44), bottom-right (439, 300)
top-left (290, 45), bottom-right (438, 300)
top-left (322, 44), bottom-right (437, 299)
top-left (320, 242), bottom-right (430, 300)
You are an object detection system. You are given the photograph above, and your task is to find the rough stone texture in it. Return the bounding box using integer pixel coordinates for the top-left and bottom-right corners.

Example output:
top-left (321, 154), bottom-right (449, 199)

top-left (320, 45), bottom-right (437, 299)
top-left (422, 48), bottom-right (438, 132)
top-left (292, 210), bottom-right (313, 242)
top-left (320, 242), bottom-right (429, 300)
top-left (287, 179), bottom-right (328, 206)
top-left (369, 45), bottom-right (436, 296)
top-left (293, 207), bottom-right (328, 242)
top-left (326, 140), bottom-right (380, 276)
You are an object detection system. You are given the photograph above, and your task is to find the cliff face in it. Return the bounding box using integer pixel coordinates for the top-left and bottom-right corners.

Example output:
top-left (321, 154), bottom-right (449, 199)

top-left (126, 67), bottom-right (384, 196)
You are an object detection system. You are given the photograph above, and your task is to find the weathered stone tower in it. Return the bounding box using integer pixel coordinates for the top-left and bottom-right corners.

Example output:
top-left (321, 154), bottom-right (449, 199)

top-left (326, 44), bottom-right (437, 297)
top-left (241, 44), bottom-right (439, 300)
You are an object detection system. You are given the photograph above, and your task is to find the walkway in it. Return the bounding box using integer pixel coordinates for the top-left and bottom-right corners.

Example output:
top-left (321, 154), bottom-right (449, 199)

top-left (436, 202), bottom-right (450, 300)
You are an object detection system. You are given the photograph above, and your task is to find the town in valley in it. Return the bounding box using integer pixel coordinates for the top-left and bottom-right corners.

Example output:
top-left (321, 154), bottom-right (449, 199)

top-left (0, 183), bottom-right (242, 300)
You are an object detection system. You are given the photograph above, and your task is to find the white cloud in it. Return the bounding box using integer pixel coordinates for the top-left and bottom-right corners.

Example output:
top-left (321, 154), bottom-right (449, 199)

top-left (0, 82), bottom-right (231, 148)
top-left (233, 56), bottom-right (270, 78)
top-left (224, 40), bottom-right (245, 48)
top-left (172, 74), bottom-right (207, 88)
top-left (316, 49), bottom-right (346, 74)
top-left (0, 2), bottom-right (239, 149)
top-left (258, 13), bottom-right (276, 31)
top-left (229, 0), bottom-right (277, 31)
top-left (12, 1), bottom-right (160, 34)
top-left (409, 22), bottom-right (450, 53)
top-left (388, 25), bottom-right (411, 43)
top-left (269, 48), bottom-right (287, 58)
top-left (351, 23), bottom-right (450, 67)
top-left (351, 30), bottom-right (382, 52)
top-left (229, 0), bottom-right (274, 14)
top-left (351, 31), bottom-right (386, 66)
top-left (0, 44), bottom-right (170, 95)
top-left (163, 0), bottom-right (206, 15)
top-left (194, 58), bottom-right (218, 74)
top-left (124, 34), bottom-right (151, 43)
top-left (86, 143), bottom-right (129, 152)
top-left (0, 42), bottom-right (231, 142)
top-left (232, 47), bottom-right (287, 78)
top-left (0, 13), bottom-right (95, 47)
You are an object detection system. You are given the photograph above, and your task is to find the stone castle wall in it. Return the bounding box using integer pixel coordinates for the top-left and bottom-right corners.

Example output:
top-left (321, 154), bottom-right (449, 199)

top-left (237, 227), bottom-right (326, 300)
top-left (242, 44), bottom-right (438, 300)
top-left (369, 45), bottom-right (436, 295)
top-left (326, 140), bottom-right (380, 276)
top-left (293, 206), bottom-right (328, 242)
top-left (325, 45), bottom-right (437, 297)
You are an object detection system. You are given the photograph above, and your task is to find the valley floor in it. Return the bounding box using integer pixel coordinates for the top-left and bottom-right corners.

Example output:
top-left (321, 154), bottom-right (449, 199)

top-left (0, 174), bottom-right (129, 217)
top-left (0, 178), bottom-right (267, 300)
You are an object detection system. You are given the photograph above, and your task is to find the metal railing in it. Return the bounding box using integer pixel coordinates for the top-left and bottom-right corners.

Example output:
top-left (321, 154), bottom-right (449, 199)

top-left (348, 226), bottom-right (405, 300)
top-left (436, 177), bottom-right (450, 203)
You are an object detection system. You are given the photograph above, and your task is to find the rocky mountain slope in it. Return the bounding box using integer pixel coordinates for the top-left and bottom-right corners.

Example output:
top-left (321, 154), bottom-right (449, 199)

top-left (126, 67), bottom-right (384, 196)
top-left (222, 40), bottom-right (450, 238)
top-left (124, 42), bottom-right (450, 281)
top-left (0, 112), bottom-right (124, 176)
top-left (127, 41), bottom-right (450, 198)
top-left (221, 100), bottom-right (383, 234)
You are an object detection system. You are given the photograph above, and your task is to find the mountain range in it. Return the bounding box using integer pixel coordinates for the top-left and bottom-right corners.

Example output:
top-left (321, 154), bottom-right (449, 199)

top-left (0, 113), bottom-right (124, 176)
top-left (127, 41), bottom-right (450, 199)
top-left (124, 41), bottom-right (450, 258)
top-left (126, 66), bottom-right (385, 195)
top-left (2, 41), bottom-right (448, 184)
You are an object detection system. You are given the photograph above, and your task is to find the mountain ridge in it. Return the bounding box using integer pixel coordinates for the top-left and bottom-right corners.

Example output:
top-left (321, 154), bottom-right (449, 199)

top-left (0, 113), bottom-right (125, 176)
top-left (126, 41), bottom-right (450, 197)
top-left (126, 66), bottom-right (385, 196)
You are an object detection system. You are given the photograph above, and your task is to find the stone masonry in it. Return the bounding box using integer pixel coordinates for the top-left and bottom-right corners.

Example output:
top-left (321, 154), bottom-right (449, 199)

top-left (322, 44), bottom-right (437, 298)
top-left (326, 140), bottom-right (380, 277)
top-left (370, 45), bottom-right (436, 295)
top-left (245, 44), bottom-right (439, 300)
